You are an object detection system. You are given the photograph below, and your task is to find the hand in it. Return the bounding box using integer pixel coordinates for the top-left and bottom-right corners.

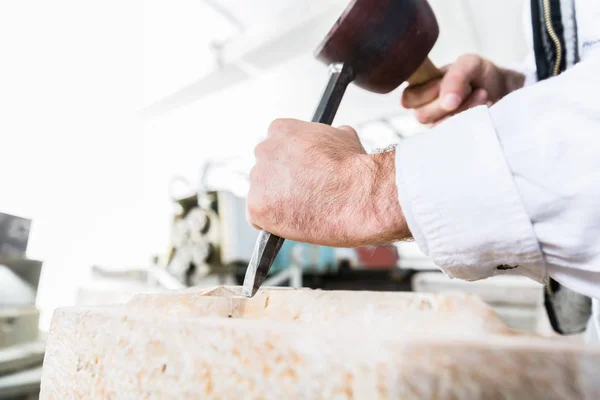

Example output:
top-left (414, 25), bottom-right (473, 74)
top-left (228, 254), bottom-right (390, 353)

top-left (402, 54), bottom-right (525, 125)
top-left (247, 119), bottom-right (409, 247)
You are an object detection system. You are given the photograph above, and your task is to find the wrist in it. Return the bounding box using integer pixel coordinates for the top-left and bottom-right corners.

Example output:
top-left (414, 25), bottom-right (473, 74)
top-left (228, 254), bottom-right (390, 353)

top-left (367, 149), bottom-right (410, 242)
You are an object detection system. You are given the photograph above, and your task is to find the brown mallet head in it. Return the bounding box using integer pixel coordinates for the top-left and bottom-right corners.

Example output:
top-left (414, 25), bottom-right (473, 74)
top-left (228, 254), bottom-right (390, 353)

top-left (315, 0), bottom-right (440, 93)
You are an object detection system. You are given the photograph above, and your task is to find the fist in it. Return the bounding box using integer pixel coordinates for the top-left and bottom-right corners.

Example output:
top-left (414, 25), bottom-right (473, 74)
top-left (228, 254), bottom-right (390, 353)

top-left (247, 119), bottom-right (408, 247)
top-left (402, 54), bottom-right (525, 125)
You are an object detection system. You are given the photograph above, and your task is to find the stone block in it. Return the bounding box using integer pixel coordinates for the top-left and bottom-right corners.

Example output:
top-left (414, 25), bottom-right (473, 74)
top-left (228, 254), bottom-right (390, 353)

top-left (40, 286), bottom-right (600, 399)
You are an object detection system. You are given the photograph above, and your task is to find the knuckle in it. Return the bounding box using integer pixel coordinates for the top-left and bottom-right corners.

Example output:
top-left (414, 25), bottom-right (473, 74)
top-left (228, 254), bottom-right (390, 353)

top-left (246, 200), bottom-right (257, 221)
top-left (449, 56), bottom-right (479, 81)
top-left (246, 206), bottom-right (260, 227)
top-left (403, 92), bottom-right (426, 109)
top-left (415, 114), bottom-right (429, 124)
top-left (248, 165), bottom-right (259, 182)
top-left (414, 111), bottom-right (431, 125)
top-left (253, 141), bottom-right (269, 158)
top-left (245, 208), bottom-right (260, 230)
top-left (267, 118), bottom-right (293, 137)
top-left (475, 96), bottom-right (488, 106)
top-left (267, 119), bottom-right (282, 137)
top-left (247, 198), bottom-right (274, 231)
top-left (246, 193), bottom-right (264, 223)
top-left (253, 143), bottom-right (261, 158)
top-left (458, 53), bottom-right (480, 66)
top-left (402, 87), bottom-right (416, 98)
top-left (401, 90), bottom-right (416, 107)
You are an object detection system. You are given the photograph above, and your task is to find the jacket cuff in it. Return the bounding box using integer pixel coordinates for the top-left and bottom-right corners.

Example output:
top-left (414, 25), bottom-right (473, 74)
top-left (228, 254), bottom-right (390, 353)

top-left (395, 106), bottom-right (546, 282)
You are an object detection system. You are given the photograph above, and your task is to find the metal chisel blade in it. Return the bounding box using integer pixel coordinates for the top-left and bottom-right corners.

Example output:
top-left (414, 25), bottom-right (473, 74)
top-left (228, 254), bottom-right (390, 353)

top-left (242, 230), bottom-right (285, 297)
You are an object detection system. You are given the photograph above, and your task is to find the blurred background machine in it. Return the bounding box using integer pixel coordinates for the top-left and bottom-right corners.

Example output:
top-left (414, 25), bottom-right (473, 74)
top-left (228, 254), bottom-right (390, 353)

top-left (0, 212), bottom-right (45, 400)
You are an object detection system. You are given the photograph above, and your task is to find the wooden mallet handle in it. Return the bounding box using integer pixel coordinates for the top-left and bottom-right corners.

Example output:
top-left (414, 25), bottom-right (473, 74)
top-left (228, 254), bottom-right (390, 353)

top-left (406, 57), bottom-right (443, 86)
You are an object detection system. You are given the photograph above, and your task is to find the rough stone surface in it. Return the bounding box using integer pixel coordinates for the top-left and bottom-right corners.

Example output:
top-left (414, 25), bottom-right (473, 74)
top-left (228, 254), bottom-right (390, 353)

top-left (40, 286), bottom-right (600, 399)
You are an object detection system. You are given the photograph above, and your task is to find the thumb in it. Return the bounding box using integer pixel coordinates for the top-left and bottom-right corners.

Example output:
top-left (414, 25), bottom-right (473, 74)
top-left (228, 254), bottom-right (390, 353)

top-left (438, 56), bottom-right (483, 112)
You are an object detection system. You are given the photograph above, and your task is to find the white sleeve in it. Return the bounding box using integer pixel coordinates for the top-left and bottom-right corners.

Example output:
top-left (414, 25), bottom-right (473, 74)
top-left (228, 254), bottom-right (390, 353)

top-left (395, 53), bottom-right (600, 299)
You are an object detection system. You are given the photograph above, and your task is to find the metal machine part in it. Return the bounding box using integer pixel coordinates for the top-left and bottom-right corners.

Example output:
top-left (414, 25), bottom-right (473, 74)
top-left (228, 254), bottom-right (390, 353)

top-left (0, 213), bottom-right (43, 346)
top-left (0, 213), bottom-right (40, 310)
top-left (0, 213), bottom-right (45, 398)
top-left (166, 186), bottom-right (262, 287)
top-left (166, 196), bottom-right (220, 286)
top-left (0, 265), bottom-right (36, 306)
top-left (0, 213), bottom-right (31, 259)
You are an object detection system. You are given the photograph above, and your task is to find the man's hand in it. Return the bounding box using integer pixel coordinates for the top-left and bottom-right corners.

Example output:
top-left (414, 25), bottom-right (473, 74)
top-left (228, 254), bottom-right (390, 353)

top-left (247, 119), bottom-right (409, 247)
top-left (402, 54), bottom-right (525, 125)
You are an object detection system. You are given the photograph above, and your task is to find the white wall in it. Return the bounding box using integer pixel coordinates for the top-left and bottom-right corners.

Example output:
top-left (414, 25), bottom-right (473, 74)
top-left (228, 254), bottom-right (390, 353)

top-left (0, 1), bottom-right (147, 329)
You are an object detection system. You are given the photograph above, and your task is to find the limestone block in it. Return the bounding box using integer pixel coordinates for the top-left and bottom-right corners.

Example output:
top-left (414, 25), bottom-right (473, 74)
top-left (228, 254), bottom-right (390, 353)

top-left (40, 287), bottom-right (600, 399)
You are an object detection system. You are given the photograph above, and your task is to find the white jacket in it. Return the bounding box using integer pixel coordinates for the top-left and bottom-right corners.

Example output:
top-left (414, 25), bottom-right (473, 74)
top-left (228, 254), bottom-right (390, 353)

top-left (395, 0), bottom-right (600, 329)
